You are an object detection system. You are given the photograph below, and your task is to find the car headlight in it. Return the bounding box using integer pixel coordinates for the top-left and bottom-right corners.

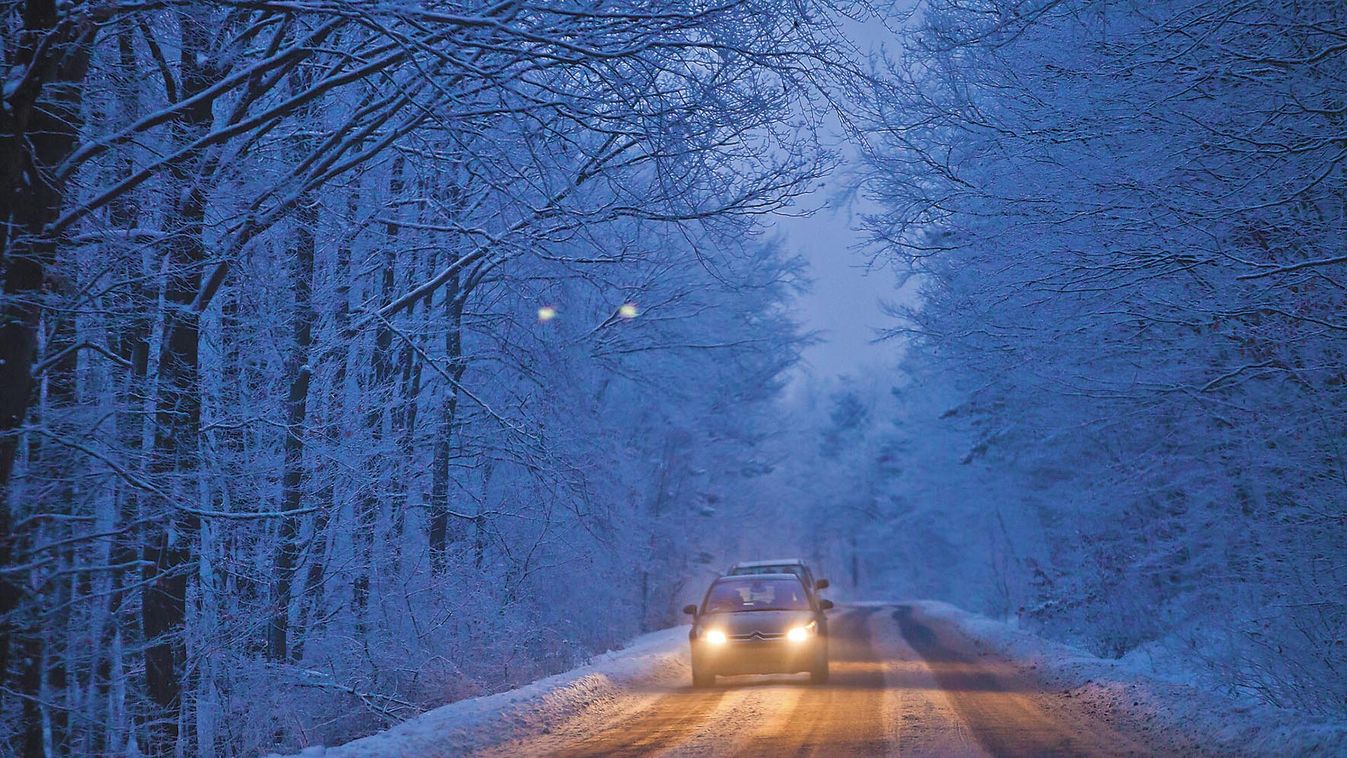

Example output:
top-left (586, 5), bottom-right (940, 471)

top-left (704, 629), bottom-right (727, 645)
top-left (786, 623), bottom-right (816, 643)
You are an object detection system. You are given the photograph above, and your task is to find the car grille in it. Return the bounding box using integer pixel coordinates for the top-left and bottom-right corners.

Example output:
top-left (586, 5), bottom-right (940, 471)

top-left (730, 631), bottom-right (785, 641)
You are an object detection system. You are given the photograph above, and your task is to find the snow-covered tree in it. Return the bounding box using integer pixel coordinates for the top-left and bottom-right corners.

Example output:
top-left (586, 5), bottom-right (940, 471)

top-left (0, 1), bottom-right (855, 753)
top-left (861, 0), bottom-right (1347, 716)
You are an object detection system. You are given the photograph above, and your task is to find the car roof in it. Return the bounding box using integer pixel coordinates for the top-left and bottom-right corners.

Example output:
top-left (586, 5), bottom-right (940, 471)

top-left (730, 559), bottom-right (806, 568)
top-left (713, 572), bottom-right (802, 584)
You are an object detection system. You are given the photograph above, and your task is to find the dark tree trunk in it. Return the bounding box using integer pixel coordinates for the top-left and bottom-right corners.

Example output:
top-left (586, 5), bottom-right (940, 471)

top-left (353, 156), bottom-right (404, 632)
top-left (267, 66), bottom-right (320, 663)
top-left (17, 636), bottom-right (42, 757)
top-left (0, 1), bottom-right (93, 483)
top-left (293, 189), bottom-right (358, 662)
top-left (0, 5), bottom-right (94, 753)
top-left (387, 243), bottom-right (432, 577)
top-left (387, 342), bottom-right (421, 575)
top-left (97, 22), bottom-right (150, 753)
top-left (268, 200), bottom-right (317, 662)
top-left (429, 273), bottom-right (468, 575)
top-left (34, 294), bottom-right (80, 754)
top-left (0, 4), bottom-right (95, 716)
top-left (140, 11), bottom-right (216, 754)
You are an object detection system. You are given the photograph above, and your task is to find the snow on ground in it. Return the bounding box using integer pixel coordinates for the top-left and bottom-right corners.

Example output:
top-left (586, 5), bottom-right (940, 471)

top-left (267, 626), bottom-right (690, 758)
top-left (912, 600), bottom-right (1347, 756)
top-left (272, 603), bottom-right (1346, 756)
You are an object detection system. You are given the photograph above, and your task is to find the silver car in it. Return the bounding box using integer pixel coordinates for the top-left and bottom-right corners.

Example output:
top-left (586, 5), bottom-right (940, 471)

top-left (683, 573), bottom-right (833, 687)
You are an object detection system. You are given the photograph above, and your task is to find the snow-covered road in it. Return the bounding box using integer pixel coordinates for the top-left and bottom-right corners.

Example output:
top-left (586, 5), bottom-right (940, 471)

top-left (284, 603), bottom-right (1346, 757)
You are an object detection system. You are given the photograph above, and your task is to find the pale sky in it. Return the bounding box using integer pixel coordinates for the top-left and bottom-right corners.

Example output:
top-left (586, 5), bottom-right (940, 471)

top-left (773, 172), bottom-right (904, 385)
top-left (773, 11), bottom-right (917, 388)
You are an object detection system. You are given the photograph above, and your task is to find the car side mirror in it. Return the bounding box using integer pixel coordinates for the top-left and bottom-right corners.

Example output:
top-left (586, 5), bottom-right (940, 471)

top-left (682, 604), bottom-right (698, 616)
top-left (818, 599), bottom-right (834, 611)
top-left (814, 579), bottom-right (829, 591)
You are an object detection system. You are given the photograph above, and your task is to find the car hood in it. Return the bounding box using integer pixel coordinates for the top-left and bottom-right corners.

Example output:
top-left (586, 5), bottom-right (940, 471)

top-left (700, 610), bottom-right (814, 636)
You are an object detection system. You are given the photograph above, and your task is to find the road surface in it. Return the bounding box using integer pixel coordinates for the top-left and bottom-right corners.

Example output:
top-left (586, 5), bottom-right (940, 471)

top-left (486, 604), bottom-right (1188, 757)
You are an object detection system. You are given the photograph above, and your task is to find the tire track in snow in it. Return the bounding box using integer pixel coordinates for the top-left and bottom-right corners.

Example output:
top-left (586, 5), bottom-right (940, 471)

top-left (745, 606), bottom-right (889, 756)
top-left (547, 683), bottom-right (729, 757)
top-left (894, 604), bottom-right (1148, 757)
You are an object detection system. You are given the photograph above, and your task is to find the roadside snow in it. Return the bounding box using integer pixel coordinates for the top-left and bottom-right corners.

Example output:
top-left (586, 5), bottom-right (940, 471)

top-left (271, 603), bottom-right (1346, 757)
top-left (913, 600), bottom-right (1347, 756)
top-left (267, 626), bottom-right (689, 758)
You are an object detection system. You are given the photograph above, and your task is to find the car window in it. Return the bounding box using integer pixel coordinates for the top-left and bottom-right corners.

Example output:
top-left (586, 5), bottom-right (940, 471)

top-left (704, 579), bottom-right (810, 612)
top-left (733, 565), bottom-right (806, 582)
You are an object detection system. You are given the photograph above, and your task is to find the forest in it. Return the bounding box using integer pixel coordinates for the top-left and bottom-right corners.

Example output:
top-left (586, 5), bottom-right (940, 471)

top-left (822, 0), bottom-right (1347, 723)
top-left (2, 0), bottom-right (1344, 756)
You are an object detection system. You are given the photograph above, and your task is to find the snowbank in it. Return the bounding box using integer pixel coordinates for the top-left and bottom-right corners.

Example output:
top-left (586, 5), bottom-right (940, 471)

top-left (272, 603), bottom-right (1347, 756)
top-left (914, 600), bottom-right (1347, 756)
top-left (268, 625), bottom-right (690, 758)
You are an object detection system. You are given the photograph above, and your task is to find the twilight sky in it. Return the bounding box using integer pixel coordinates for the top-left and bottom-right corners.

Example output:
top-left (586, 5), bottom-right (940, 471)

top-left (773, 12), bottom-right (915, 387)
top-left (773, 169), bottom-right (905, 384)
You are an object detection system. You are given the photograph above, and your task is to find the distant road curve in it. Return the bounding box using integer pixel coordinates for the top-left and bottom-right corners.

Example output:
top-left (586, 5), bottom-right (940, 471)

top-left (485, 604), bottom-right (1190, 757)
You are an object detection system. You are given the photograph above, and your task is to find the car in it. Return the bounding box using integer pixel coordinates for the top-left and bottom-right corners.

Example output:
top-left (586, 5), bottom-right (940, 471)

top-left (683, 573), bottom-right (834, 688)
top-left (726, 559), bottom-right (830, 642)
top-left (726, 558), bottom-right (830, 594)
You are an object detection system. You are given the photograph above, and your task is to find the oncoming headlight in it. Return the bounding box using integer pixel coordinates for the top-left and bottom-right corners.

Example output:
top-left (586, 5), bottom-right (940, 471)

top-left (704, 629), bottom-right (727, 645)
top-left (787, 622), bottom-right (816, 643)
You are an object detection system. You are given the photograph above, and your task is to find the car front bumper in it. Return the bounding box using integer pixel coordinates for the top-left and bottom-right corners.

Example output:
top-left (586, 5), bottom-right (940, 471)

top-left (693, 637), bottom-right (824, 675)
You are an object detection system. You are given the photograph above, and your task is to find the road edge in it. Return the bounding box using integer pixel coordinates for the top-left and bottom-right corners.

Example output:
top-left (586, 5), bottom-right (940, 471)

top-left (910, 600), bottom-right (1347, 756)
top-left (267, 625), bottom-right (691, 758)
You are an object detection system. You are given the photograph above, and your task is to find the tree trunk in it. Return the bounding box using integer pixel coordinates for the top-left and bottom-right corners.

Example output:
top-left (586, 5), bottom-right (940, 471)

top-left (293, 188), bottom-right (358, 662)
top-left (429, 273), bottom-right (468, 575)
top-left (267, 199), bottom-right (316, 661)
top-left (0, 5), bottom-right (95, 713)
top-left (140, 11), bottom-right (216, 754)
top-left (96, 21), bottom-right (151, 752)
top-left (388, 242), bottom-right (433, 577)
top-left (32, 289), bottom-right (80, 754)
top-left (267, 65), bottom-right (320, 662)
top-left (353, 157), bottom-right (404, 632)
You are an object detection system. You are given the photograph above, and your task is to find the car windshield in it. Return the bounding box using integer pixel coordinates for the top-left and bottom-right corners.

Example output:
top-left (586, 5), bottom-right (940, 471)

top-left (704, 578), bottom-right (810, 613)
top-left (732, 565), bottom-right (805, 581)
